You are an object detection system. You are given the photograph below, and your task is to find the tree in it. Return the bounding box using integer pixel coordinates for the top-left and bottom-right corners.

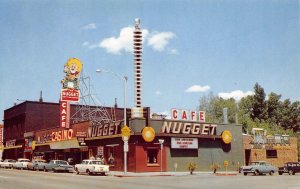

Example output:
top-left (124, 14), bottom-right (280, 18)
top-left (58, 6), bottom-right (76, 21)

top-left (199, 92), bottom-right (238, 124)
top-left (198, 92), bottom-right (219, 123)
top-left (251, 83), bottom-right (267, 121)
top-left (266, 92), bottom-right (282, 124)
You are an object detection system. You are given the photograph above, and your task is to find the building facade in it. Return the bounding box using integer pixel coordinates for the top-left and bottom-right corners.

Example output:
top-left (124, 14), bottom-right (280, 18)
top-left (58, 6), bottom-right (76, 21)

top-left (4, 101), bottom-right (297, 172)
top-left (243, 129), bottom-right (298, 167)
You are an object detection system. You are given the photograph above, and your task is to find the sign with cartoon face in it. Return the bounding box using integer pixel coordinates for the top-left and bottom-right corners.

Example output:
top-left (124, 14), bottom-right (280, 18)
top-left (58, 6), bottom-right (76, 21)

top-left (61, 58), bottom-right (82, 90)
top-left (60, 58), bottom-right (82, 128)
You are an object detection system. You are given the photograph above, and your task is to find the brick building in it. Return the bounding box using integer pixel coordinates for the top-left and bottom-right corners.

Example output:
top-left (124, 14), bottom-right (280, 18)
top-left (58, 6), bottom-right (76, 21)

top-left (2, 101), bottom-right (124, 161)
top-left (243, 129), bottom-right (298, 167)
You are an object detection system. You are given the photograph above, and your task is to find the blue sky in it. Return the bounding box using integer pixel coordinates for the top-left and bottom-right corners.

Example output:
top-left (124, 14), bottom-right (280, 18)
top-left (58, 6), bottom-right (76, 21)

top-left (0, 0), bottom-right (299, 123)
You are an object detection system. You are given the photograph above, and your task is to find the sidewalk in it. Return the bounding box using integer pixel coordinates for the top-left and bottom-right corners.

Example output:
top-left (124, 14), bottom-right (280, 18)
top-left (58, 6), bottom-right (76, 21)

top-left (110, 171), bottom-right (239, 177)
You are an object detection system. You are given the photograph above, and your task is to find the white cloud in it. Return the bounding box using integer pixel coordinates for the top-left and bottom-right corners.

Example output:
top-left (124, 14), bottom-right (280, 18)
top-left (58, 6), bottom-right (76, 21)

top-left (218, 90), bottom-right (254, 101)
top-left (169, 49), bottom-right (179, 54)
top-left (81, 23), bottom-right (97, 30)
top-left (155, 91), bottom-right (161, 95)
top-left (86, 26), bottom-right (175, 54)
top-left (99, 27), bottom-right (149, 54)
top-left (147, 32), bottom-right (175, 51)
top-left (82, 41), bottom-right (90, 47)
top-left (185, 85), bottom-right (210, 93)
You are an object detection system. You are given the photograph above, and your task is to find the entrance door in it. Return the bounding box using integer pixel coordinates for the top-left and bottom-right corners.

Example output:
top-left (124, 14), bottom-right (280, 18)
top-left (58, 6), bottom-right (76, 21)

top-left (245, 149), bottom-right (251, 166)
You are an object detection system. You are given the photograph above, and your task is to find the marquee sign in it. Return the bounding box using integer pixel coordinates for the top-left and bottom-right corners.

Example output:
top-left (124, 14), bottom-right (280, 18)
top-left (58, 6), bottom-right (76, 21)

top-left (171, 138), bottom-right (198, 149)
top-left (171, 109), bottom-right (205, 122)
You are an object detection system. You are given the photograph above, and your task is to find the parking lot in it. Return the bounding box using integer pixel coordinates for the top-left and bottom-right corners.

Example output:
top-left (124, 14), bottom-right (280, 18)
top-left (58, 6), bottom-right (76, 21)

top-left (0, 168), bottom-right (300, 189)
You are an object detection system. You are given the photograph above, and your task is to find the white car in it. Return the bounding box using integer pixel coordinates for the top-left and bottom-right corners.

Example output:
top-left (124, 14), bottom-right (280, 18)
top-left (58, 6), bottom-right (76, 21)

top-left (0, 159), bottom-right (16, 169)
top-left (75, 160), bottom-right (109, 175)
top-left (14, 158), bottom-right (30, 170)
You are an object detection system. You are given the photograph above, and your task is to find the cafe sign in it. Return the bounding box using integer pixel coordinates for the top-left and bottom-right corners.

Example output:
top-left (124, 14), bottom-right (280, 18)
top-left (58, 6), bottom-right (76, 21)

top-left (171, 109), bottom-right (205, 122)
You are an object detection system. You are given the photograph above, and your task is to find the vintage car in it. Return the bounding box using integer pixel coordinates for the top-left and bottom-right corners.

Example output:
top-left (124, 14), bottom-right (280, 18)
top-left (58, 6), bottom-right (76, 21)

top-left (44, 160), bottom-right (73, 173)
top-left (242, 161), bottom-right (278, 176)
top-left (14, 158), bottom-right (31, 170)
top-left (0, 159), bottom-right (16, 169)
top-left (27, 159), bottom-right (47, 171)
top-left (278, 162), bottom-right (300, 175)
top-left (74, 159), bottom-right (109, 175)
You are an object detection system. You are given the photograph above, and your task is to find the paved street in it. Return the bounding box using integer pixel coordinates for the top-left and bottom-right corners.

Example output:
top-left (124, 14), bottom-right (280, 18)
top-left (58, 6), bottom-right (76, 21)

top-left (0, 169), bottom-right (300, 189)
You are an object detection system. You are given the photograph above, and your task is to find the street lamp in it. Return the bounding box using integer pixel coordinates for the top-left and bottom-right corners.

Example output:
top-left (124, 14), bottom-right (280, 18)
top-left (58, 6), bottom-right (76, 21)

top-left (96, 69), bottom-right (128, 174)
top-left (158, 139), bottom-right (164, 173)
top-left (96, 69), bottom-right (128, 126)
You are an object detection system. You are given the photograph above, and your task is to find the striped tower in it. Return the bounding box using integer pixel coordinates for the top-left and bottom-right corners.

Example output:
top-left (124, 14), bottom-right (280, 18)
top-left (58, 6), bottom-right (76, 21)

top-left (132, 18), bottom-right (143, 118)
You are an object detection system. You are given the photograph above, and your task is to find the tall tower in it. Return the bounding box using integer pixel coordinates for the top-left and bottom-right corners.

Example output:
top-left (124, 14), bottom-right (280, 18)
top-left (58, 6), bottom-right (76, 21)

top-left (132, 18), bottom-right (144, 118)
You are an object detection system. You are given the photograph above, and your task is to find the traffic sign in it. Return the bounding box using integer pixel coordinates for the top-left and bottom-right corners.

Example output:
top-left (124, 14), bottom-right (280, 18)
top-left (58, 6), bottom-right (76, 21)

top-left (121, 125), bottom-right (131, 141)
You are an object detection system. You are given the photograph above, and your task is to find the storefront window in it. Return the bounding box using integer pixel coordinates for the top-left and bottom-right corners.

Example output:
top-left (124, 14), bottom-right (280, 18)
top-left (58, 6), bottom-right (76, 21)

top-left (147, 149), bottom-right (158, 164)
top-left (266, 150), bottom-right (277, 158)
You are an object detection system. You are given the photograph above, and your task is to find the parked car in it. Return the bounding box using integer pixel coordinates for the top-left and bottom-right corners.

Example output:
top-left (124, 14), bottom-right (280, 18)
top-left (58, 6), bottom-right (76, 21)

top-left (278, 162), bottom-right (300, 175)
top-left (242, 161), bottom-right (278, 176)
top-left (27, 159), bottom-right (47, 171)
top-left (0, 159), bottom-right (16, 169)
top-left (14, 158), bottom-right (30, 170)
top-left (43, 160), bottom-right (73, 173)
top-left (74, 159), bottom-right (109, 175)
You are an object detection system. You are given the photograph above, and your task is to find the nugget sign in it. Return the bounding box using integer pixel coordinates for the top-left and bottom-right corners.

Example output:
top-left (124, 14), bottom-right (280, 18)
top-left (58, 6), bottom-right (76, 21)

top-left (61, 89), bottom-right (80, 102)
top-left (171, 109), bottom-right (205, 122)
top-left (60, 101), bottom-right (70, 129)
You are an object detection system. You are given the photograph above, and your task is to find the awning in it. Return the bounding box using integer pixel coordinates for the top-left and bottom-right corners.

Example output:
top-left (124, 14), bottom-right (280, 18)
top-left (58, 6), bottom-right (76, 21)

top-left (3, 145), bottom-right (23, 150)
top-left (49, 139), bottom-right (81, 150)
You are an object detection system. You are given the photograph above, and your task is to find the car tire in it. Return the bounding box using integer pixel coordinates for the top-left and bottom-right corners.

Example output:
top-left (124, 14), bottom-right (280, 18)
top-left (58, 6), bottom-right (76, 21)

top-left (87, 169), bottom-right (92, 175)
top-left (52, 168), bottom-right (56, 173)
top-left (269, 171), bottom-right (274, 176)
top-left (243, 172), bottom-right (247, 176)
top-left (44, 167), bottom-right (47, 172)
top-left (75, 168), bottom-right (79, 175)
top-left (254, 170), bottom-right (260, 176)
top-left (279, 172), bottom-right (282, 175)
top-left (288, 170), bottom-right (294, 175)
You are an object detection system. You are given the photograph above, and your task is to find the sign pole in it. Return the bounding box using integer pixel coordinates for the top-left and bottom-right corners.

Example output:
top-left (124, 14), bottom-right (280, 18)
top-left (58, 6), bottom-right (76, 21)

top-left (121, 127), bottom-right (130, 175)
top-left (124, 140), bottom-right (128, 174)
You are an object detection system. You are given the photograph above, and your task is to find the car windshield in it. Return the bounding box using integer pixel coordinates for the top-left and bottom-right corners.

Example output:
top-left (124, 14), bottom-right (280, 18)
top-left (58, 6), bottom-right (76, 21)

top-left (91, 161), bottom-right (103, 165)
top-left (57, 161), bottom-right (68, 165)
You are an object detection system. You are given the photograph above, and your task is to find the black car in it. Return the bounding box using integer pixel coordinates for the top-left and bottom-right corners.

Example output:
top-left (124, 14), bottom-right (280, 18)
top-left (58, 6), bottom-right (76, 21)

top-left (278, 162), bottom-right (300, 175)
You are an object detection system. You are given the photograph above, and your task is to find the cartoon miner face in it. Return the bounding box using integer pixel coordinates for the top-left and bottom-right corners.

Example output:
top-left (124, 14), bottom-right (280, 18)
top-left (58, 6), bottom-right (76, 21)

top-left (61, 58), bottom-right (83, 89)
top-left (70, 62), bottom-right (78, 74)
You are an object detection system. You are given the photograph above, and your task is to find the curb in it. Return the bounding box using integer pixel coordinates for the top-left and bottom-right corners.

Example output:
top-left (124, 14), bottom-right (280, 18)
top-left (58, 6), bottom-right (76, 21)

top-left (215, 173), bottom-right (238, 176)
top-left (114, 174), bottom-right (174, 178)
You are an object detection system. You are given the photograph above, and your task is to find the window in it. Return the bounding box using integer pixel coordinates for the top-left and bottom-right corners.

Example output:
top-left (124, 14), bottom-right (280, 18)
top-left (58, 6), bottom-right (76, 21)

top-left (266, 150), bottom-right (277, 158)
top-left (147, 149), bottom-right (158, 164)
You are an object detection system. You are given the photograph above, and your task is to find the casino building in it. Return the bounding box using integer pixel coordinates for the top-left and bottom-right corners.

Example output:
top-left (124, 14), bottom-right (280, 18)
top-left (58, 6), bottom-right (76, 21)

top-left (2, 100), bottom-right (244, 172)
